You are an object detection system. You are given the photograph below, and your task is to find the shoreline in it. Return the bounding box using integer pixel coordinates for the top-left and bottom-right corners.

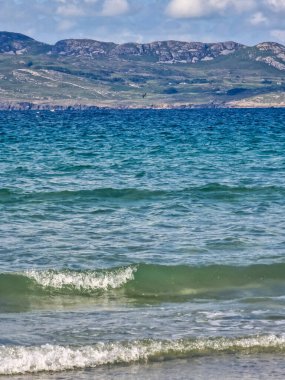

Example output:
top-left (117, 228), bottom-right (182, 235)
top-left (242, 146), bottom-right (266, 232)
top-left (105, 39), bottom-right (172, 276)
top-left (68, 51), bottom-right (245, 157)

top-left (0, 101), bottom-right (285, 111)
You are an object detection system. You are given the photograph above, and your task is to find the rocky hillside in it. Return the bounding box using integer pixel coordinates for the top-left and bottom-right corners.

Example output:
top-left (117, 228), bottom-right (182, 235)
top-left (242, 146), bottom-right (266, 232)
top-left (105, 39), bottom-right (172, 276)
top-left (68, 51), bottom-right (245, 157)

top-left (0, 32), bottom-right (50, 55)
top-left (52, 39), bottom-right (243, 63)
top-left (1, 32), bottom-right (285, 69)
top-left (254, 42), bottom-right (285, 71)
top-left (0, 31), bottom-right (284, 108)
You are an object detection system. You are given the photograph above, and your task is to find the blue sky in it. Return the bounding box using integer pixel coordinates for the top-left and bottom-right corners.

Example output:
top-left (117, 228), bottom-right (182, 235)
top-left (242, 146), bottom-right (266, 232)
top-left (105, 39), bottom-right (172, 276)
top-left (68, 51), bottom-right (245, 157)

top-left (1, 0), bottom-right (285, 45)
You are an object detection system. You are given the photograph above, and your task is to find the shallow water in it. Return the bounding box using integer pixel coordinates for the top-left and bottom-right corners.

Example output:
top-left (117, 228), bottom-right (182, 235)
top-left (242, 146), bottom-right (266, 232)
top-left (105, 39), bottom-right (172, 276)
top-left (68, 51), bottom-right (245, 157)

top-left (0, 109), bottom-right (285, 377)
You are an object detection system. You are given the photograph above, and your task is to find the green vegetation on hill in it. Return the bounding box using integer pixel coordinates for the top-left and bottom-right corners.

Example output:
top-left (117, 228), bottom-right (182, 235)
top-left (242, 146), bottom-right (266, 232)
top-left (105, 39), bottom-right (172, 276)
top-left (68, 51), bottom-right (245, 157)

top-left (0, 32), bottom-right (284, 108)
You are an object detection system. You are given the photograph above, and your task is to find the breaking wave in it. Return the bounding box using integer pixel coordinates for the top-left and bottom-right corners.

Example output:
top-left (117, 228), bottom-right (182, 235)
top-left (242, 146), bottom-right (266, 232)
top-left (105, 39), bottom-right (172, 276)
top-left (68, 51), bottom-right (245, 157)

top-left (2, 335), bottom-right (285, 375)
top-left (1, 263), bottom-right (285, 300)
top-left (26, 266), bottom-right (136, 292)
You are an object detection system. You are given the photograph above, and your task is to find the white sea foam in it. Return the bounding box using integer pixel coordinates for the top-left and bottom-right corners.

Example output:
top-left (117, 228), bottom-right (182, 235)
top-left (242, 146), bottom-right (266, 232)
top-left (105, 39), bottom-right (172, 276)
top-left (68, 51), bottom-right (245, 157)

top-left (0, 342), bottom-right (151, 375)
top-left (25, 266), bottom-right (136, 291)
top-left (1, 335), bottom-right (285, 375)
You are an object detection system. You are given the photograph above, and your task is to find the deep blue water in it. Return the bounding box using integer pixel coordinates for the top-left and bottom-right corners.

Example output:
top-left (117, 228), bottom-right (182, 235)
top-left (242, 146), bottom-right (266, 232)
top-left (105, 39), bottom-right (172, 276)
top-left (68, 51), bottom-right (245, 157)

top-left (0, 109), bottom-right (285, 376)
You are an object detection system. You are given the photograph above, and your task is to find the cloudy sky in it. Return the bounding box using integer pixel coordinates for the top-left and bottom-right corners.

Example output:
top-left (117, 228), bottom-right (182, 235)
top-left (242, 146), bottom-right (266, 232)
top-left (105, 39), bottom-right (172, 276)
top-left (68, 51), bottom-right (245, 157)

top-left (1, 0), bottom-right (285, 45)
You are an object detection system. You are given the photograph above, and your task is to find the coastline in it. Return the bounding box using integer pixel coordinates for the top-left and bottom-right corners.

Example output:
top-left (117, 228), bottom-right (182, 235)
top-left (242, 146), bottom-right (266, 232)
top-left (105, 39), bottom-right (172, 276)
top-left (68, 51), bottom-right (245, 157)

top-left (1, 100), bottom-right (285, 111)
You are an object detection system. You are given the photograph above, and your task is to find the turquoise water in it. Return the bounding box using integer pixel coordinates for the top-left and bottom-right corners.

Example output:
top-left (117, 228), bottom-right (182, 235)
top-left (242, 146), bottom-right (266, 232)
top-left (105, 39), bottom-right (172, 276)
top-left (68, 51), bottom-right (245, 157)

top-left (0, 109), bottom-right (285, 377)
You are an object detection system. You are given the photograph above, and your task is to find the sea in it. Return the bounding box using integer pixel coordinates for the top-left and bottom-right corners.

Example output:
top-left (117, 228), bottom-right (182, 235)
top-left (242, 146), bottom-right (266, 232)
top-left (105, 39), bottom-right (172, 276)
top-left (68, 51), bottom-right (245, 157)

top-left (0, 109), bottom-right (285, 379)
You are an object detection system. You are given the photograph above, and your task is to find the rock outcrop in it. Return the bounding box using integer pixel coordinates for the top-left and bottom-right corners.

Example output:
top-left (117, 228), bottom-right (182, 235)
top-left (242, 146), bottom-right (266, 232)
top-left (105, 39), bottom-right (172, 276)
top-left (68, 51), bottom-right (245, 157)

top-left (52, 39), bottom-right (116, 58)
top-left (0, 31), bottom-right (50, 55)
top-left (52, 39), bottom-right (243, 63)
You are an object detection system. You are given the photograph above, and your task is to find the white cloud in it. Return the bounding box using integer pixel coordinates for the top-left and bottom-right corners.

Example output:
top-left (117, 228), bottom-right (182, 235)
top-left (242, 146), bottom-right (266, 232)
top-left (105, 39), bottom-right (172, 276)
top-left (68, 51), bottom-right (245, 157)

top-left (166, 0), bottom-right (256, 18)
top-left (101, 0), bottom-right (129, 16)
top-left (1, 0), bottom-right (285, 46)
top-left (250, 11), bottom-right (267, 25)
top-left (56, 4), bottom-right (85, 17)
top-left (265, 0), bottom-right (285, 11)
top-left (166, 0), bottom-right (209, 18)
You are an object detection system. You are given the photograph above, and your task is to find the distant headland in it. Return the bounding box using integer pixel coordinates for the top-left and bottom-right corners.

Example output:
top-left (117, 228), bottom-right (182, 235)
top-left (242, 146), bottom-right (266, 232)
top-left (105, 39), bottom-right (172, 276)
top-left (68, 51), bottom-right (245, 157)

top-left (0, 31), bottom-right (284, 109)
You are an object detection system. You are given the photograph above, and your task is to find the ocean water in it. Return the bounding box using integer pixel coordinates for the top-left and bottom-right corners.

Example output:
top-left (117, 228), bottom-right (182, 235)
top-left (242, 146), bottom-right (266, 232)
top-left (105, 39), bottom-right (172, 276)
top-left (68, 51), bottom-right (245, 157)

top-left (0, 109), bottom-right (285, 378)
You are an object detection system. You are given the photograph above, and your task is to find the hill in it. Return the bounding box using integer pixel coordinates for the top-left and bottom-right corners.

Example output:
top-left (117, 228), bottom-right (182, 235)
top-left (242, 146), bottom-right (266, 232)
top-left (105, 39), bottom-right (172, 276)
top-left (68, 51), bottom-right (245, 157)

top-left (0, 31), bottom-right (284, 109)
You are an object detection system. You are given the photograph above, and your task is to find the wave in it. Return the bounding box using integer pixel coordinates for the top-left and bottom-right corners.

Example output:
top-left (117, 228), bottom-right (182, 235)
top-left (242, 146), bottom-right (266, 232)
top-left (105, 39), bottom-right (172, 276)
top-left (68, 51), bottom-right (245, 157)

top-left (0, 266), bottom-right (136, 297)
top-left (1, 263), bottom-right (285, 300)
top-left (1, 335), bottom-right (285, 375)
top-left (0, 187), bottom-right (166, 203)
top-left (0, 184), bottom-right (284, 204)
top-left (26, 266), bottom-right (135, 292)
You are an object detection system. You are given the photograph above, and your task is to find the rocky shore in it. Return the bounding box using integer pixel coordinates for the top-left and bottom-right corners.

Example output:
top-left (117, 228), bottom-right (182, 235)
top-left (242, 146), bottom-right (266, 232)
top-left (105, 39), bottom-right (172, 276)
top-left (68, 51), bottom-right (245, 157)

top-left (1, 100), bottom-right (285, 110)
top-left (0, 101), bottom-right (229, 111)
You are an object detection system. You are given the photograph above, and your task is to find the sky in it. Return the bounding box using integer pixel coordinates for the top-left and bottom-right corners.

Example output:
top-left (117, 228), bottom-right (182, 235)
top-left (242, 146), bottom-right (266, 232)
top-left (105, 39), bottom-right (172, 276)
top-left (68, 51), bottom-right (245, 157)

top-left (1, 0), bottom-right (285, 46)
